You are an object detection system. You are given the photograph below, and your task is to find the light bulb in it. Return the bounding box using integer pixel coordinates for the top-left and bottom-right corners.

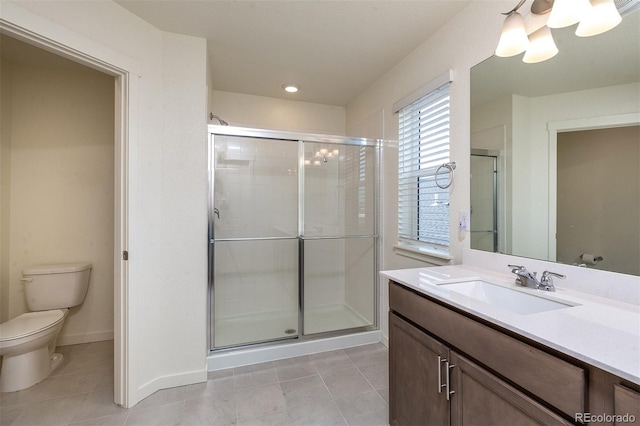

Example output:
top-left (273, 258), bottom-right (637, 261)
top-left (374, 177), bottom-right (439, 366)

top-left (282, 84), bottom-right (299, 93)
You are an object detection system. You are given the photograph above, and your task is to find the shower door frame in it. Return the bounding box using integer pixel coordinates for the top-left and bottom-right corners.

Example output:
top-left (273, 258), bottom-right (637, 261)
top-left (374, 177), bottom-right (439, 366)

top-left (470, 149), bottom-right (499, 252)
top-left (207, 125), bottom-right (380, 352)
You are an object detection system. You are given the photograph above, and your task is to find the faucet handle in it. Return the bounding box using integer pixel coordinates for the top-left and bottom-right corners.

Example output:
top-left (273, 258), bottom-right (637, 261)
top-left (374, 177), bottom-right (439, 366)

top-left (539, 271), bottom-right (565, 291)
top-left (541, 271), bottom-right (565, 280)
top-left (508, 264), bottom-right (525, 273)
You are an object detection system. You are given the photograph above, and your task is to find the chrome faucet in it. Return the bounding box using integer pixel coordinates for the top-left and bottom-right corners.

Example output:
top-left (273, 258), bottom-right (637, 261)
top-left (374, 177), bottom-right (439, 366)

top-left (508, 265), bottom-right (565, 292)
top-left (509, 265), bottom-right (539, 289)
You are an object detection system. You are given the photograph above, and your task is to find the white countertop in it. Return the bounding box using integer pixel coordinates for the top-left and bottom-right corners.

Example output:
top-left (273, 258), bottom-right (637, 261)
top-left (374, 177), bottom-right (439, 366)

top-left (381, 265), bottom-right (640, 385)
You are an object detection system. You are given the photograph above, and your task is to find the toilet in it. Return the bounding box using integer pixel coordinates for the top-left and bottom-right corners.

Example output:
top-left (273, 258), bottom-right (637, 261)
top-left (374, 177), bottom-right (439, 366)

top-left (0, 262), bottom-right (91, 392)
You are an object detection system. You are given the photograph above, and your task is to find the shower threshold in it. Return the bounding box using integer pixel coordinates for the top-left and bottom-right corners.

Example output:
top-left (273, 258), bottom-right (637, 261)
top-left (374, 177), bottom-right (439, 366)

top-left (214, 303), bottom-right (371, 348)
top-left (208, 329), bottom-right (381, 372)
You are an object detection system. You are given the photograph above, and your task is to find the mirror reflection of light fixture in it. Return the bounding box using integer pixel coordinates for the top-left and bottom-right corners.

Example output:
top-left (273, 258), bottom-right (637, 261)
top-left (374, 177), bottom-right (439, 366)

top-left (496, 0), bottom-right (624, 63)
top-left (310, 147), bottom-right (339, 165)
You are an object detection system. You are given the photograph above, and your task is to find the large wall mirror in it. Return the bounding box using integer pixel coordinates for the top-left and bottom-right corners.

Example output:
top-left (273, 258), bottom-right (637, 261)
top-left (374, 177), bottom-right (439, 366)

top-left (470, 8), bottom-right (639, 276)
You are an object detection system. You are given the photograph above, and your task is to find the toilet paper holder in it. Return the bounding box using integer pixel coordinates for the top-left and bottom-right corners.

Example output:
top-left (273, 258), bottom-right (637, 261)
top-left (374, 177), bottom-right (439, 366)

top-left (580, 253), bottom-right (603, 264)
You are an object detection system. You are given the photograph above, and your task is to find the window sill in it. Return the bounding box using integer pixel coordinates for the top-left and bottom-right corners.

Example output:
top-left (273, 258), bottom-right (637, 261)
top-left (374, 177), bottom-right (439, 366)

top-left (393, 243), bottom-right (453, 266)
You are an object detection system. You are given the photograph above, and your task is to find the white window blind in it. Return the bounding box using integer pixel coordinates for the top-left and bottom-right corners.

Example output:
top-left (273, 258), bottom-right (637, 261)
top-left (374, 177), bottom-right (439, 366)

top-left (398, 82), bottom-right (451, 249)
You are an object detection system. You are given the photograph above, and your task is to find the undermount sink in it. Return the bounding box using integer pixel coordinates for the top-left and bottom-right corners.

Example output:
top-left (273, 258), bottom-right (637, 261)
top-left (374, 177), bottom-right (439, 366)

top-left (438, 280), bottom-right (577, 315)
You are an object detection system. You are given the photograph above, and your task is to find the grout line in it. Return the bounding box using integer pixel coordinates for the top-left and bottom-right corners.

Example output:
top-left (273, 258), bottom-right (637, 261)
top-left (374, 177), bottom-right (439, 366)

top-left (316, 370), bottom-right (350, 426)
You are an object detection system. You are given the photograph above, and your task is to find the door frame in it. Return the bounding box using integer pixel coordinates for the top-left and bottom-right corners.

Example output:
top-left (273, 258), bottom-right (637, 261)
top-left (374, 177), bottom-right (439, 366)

top-left (547, 113), bottom-right (640, 261)
top-left (0, 2), bottom-right (137, 407)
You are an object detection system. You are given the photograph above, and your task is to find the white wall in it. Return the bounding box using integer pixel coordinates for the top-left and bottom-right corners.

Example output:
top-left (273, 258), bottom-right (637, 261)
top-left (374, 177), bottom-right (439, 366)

top-left (513, 82), bottom-right (640, 258)
top-left (346, 1), bottom-right (511, 272)
top-left (3, 1), bottom-right (209, 406)
top-left (0, 45), bottom-right (115, 344)
top-left (345, 1), bottom-right (514, 343)
top-left (209, 90), bottom-right (346, 134)
top-left (0, 55), bottom-right (13, 323)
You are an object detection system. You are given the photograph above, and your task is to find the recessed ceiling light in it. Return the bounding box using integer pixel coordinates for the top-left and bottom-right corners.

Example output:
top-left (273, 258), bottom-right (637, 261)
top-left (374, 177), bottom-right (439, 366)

top-left (283, 84), bottom-right (299, 93)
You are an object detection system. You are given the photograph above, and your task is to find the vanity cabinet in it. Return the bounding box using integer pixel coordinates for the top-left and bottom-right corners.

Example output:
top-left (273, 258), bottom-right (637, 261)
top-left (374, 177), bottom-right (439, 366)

top-left (390, 312), bottom-right (572, 426)
top-left (389, 280), bottom-right (584, 425)
top-left (389, 312), bottom-right (449, 425)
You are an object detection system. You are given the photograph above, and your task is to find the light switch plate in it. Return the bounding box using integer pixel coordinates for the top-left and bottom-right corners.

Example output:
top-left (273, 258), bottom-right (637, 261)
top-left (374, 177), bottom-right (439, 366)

top-left (459, 210), bottom-right (471, 231)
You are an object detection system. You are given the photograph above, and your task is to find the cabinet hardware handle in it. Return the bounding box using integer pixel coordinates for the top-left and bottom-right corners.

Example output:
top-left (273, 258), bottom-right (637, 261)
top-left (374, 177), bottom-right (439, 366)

top-left (438, 356), bottom-right (447, 394)
top-left (446, 362), bottom-right (456, 401)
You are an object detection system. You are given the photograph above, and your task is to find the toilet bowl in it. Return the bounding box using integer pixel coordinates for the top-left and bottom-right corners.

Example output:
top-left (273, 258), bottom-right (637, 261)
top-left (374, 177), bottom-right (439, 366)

top-left (0, 262), bottom-right (91, 393)
top-left (0, 310), bottom-right (67, 392)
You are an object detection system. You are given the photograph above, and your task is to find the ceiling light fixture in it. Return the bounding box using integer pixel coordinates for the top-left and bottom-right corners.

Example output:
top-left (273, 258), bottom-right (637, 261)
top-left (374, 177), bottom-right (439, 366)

top-left (282, 84), bottom-right (299, 93)
top-left (495, 0), bottom-right (623, 63)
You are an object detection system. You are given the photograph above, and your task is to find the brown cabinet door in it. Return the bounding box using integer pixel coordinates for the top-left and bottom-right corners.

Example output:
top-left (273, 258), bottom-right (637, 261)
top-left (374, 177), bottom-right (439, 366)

top-left (614, 384), bottom-right (640, 425)
top-left (449, 352), bottom-right (573, 426)
top-left (389, 313), bottom-right (450, 426)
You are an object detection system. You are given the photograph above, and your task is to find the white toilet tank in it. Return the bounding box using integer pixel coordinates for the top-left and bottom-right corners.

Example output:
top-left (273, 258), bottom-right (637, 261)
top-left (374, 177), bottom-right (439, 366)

top-left (22, 263), bottom-right (92, 311)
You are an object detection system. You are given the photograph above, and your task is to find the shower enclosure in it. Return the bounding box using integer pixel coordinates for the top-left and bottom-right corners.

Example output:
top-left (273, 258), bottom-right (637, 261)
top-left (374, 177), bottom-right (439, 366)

top-left (208, 126), bottom-right (379, 350)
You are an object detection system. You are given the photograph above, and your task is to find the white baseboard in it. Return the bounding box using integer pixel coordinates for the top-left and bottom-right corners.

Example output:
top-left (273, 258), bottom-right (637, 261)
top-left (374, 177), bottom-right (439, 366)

top-left (57, 330), bottom-right (114, 346)
top-left (133, 369), bottom-right (207, 407)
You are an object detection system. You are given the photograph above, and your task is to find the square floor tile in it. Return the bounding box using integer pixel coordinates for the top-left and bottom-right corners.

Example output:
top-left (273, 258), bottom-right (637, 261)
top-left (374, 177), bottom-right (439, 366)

top-left (11, 394), bottom-right (87, 426)
top-left (321, 366), bottom-right (374, 400)
top-left (235, 383), bottom-right (287, 422)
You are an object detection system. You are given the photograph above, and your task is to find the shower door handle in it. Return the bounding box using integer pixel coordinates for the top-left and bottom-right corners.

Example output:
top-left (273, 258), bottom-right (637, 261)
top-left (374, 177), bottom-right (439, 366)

top-left (214, 208), bottom-right (220, 219)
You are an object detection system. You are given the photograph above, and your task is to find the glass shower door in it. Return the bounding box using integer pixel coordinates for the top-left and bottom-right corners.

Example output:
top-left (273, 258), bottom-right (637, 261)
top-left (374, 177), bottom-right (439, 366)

top-left (470, 154), bottom-right (498, 252)
top-left (302, 142), bottom-right (377, 335)
top-left (211, 134), bottom-right (299, 348)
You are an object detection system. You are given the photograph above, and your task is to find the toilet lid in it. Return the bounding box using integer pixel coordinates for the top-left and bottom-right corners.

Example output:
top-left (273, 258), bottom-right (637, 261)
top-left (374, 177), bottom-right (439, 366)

top-left (0, 310), bottom-right (65, 341)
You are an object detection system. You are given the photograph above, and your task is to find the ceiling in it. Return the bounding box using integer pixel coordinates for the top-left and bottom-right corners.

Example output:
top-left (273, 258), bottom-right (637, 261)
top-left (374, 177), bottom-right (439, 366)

top-left (114, 0), bottom-right (472, 106)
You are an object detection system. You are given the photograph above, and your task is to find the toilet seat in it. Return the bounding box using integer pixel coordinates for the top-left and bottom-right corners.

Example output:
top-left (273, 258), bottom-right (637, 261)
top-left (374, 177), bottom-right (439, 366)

top-left (0, 310), bottom-right (65, 341)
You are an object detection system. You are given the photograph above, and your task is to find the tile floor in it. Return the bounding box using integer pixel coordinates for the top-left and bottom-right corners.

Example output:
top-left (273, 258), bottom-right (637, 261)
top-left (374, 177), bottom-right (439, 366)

top-left (0, 341), bottom-right (389, 425)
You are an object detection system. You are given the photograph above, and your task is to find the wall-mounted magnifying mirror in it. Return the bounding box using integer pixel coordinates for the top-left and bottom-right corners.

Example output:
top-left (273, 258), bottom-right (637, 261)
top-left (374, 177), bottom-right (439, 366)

top-left (470, 7), bottom-right (640, 276)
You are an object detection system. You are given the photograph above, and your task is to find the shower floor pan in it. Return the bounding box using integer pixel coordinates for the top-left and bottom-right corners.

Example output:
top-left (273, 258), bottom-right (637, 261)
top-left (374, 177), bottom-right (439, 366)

top-left (214, 303), bottom-right (371, 348)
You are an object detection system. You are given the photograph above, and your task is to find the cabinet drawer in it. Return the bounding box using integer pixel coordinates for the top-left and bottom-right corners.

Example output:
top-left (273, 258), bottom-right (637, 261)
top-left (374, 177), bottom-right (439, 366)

top-left (390, 281), bottom-right (586, 418)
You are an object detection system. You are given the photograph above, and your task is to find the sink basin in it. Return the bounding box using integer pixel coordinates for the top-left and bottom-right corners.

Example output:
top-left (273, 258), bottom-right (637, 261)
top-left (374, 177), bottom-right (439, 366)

top-left (438, 280), bottom-right (577, 315)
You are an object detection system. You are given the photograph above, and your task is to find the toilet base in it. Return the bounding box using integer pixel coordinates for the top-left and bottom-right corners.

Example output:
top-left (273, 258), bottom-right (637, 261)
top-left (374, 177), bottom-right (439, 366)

top-left (0, 347), bottom-right (64, 393)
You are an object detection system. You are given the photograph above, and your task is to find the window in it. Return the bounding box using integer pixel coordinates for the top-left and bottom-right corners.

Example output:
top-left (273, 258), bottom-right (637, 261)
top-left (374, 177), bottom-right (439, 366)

top-left (397, 77), bottom-right (451, 252)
